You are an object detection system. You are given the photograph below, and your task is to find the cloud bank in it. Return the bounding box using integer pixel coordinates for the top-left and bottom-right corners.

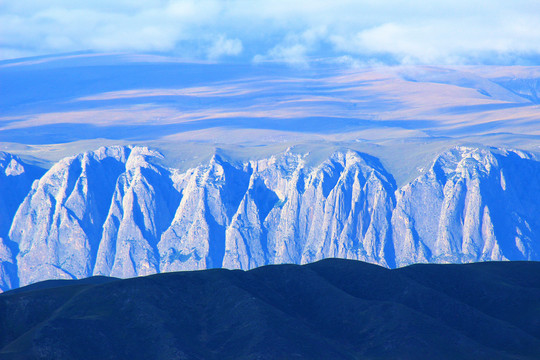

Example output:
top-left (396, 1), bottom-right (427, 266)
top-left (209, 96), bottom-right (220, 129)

top-left (2, 0), bottom-right (540, 65)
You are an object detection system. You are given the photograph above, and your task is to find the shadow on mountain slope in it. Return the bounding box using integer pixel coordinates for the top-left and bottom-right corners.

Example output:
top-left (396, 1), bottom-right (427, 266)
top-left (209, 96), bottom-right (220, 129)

top-left (1, 259), bottom-right (539, 360)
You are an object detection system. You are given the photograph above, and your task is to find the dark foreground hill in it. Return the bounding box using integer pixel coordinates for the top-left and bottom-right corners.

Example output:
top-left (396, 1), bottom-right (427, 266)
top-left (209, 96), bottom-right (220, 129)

top-left (1, 259), bottom-right (540, 360)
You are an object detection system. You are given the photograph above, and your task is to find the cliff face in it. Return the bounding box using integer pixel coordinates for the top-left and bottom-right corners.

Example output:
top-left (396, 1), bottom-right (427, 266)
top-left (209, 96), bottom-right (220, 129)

top-left (1, 145), bottom-right (539, 289)
top-left (97, 148), bottom-right (397, 277)
top-left (9, 147), bottom-right (130, 288)
top-left (392, 147), bottom-right (540, 266)
top-left (0, 153), bottom-right (43, 291)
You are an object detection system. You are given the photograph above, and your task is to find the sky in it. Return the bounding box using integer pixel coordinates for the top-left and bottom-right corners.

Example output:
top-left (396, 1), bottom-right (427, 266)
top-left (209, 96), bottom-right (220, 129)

top-left (2, 0), bottom-right (540, 66)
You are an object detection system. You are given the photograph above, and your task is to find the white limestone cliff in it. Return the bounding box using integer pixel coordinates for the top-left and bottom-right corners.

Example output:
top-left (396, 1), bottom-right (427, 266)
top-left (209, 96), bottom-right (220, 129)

top-left (1, 145), bottom-right (539, 290)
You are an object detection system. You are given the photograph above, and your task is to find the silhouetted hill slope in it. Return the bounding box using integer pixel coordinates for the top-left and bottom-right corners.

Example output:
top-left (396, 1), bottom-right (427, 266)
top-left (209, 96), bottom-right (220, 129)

top-left (1, 259), bottom-right (540, 359)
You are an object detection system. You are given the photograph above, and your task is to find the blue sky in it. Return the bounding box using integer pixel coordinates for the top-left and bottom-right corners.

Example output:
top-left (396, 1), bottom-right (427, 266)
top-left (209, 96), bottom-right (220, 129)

top-left (2, 0), bottom-right (540, 65)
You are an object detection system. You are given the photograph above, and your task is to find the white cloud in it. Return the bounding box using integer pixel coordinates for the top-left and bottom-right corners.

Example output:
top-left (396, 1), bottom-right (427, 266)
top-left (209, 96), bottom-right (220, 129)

top-left (207, 35), bottom-right (243, 59)
top-left (331, 16), bottom-right (540, 64)
top-left (266, 44), bottom-right (310, 67)
top-left (256, 27), bottom-right (328, 66)
top-left (1, 0), bottom-right (540, 65)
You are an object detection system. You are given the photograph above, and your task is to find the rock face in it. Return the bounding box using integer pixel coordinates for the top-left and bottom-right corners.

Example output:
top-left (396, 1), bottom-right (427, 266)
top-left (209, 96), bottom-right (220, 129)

top-left (9, 147), bottom-right (130, 287)
top-left (0, 145), bottom-right (539, 290)
top-left (0, 153), bottom-right (43, 291)
top-left (97, 149), bottom-right (397, 277)
top-left (94, 147), bottom-right (180, 278)
top-left (392, 147), bottom-right (540, 266)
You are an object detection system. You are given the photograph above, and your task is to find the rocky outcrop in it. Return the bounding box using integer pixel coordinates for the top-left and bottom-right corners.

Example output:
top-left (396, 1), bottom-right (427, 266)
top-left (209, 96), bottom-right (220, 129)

top-left (0, 153), bottom-right (43, 291)
top-left (9, 147), bottom-right (130, 286)
top-left (94, 147), bottom-right (181, 278)
top-left (99, 149), bottom-right (397, 276)
top-left (0, 145), bottom-right (539, 290)
top-left (392, 147), bottom-right (540, 266)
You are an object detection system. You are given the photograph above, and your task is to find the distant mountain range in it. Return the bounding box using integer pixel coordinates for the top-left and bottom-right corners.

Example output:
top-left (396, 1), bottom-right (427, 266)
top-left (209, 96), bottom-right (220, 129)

top-left (2, 55), bottom-right (540, 156)
top-left (0, 145), bottom-right (539, 291)
top-left (0, 55), bottom-right (539, 293)
top-left (1, 258), bottom-right (539, 359)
